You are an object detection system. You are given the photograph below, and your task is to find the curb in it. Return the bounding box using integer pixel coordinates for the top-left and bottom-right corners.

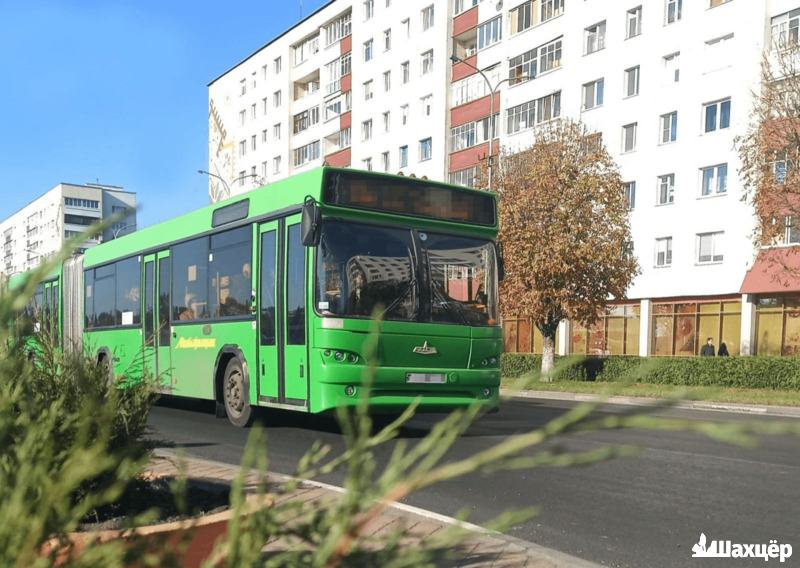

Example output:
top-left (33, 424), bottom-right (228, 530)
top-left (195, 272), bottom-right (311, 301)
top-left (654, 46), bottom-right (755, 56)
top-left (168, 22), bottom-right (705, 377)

top-left (153, 449), bottom-right (602, 568)
top-left (504, 388), bottom-right (800, 418)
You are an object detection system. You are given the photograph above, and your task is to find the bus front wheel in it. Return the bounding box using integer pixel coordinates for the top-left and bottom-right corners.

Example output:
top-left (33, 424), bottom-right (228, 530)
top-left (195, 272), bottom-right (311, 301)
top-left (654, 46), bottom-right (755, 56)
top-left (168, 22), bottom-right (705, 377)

top-left (223, 357), bottom-right (253, 428)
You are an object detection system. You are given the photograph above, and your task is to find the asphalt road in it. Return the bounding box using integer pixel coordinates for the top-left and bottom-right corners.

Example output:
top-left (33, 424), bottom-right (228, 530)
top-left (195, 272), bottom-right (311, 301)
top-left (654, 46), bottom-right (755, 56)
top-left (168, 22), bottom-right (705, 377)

top-left (147, 397), bottom-right (800, 568)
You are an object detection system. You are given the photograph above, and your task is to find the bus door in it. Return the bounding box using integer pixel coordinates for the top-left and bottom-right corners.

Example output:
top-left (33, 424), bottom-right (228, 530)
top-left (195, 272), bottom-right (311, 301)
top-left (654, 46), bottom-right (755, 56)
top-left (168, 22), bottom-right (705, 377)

top-left (156, 251), bottom-right (172, 389)
top-left (142, 254), bottom-right (157, 384)
top-left (42, 280), bottom-right (59, 342)
top-left (257, 221), bottom-right (279, 401)
top-left (282, 215), bottom-right (308, 404)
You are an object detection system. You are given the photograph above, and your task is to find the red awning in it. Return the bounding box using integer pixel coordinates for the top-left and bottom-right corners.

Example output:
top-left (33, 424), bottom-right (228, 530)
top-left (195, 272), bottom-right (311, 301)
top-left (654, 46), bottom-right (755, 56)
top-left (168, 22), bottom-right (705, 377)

top-left (740, 247), bottom-right (800, 294)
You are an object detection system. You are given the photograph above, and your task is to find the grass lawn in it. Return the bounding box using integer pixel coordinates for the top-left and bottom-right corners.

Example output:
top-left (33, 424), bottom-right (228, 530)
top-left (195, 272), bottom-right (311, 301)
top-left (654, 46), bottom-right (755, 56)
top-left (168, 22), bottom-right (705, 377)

top-left (500, 378), bottom-right (800, 407)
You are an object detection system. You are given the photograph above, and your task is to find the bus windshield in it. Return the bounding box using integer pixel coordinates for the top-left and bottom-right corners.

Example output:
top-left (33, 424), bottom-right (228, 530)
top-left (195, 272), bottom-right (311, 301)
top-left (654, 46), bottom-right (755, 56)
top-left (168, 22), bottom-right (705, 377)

top-left (315, 220), bottom-right (498, 326)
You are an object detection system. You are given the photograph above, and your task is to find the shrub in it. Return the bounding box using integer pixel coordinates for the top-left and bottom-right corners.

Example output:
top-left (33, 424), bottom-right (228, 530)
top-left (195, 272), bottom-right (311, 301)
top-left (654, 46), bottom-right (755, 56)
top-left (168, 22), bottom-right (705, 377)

top-left (501, 353), bottom-right (800, 389)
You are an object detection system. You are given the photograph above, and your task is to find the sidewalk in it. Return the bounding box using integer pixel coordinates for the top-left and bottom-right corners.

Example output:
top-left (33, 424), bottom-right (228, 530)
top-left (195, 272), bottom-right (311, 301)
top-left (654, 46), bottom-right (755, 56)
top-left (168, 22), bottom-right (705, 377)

top-left (503, 388), bottom-right (800, 418)
top-left (150, 449), bottom-right (600, 568)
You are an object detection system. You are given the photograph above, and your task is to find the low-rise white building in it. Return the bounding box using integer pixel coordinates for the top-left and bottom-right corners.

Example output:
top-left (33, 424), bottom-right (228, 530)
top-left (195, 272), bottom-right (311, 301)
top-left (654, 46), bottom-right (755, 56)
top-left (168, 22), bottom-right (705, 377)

top-left (208, 0), bottom-right (800, 357)
top-left (0, 183), bottom-right (136, 278)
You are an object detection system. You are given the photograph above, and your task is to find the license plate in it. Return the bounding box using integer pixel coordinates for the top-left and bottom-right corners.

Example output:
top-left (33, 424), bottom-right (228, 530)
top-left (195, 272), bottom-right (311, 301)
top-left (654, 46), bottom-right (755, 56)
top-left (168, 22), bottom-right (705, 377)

top-left (406, 373), bottom-right (446, 384)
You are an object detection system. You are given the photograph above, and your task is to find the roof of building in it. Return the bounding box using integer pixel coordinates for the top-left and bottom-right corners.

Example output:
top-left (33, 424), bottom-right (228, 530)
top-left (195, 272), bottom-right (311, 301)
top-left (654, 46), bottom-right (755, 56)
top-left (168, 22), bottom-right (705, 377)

top-left (207, 0), bottom-right (338, 87)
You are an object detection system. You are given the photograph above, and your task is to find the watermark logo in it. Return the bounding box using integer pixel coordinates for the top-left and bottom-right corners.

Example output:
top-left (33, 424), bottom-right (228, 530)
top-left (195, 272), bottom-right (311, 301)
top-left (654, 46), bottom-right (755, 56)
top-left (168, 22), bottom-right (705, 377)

top-left (692, 533), bottom-right (792, 563)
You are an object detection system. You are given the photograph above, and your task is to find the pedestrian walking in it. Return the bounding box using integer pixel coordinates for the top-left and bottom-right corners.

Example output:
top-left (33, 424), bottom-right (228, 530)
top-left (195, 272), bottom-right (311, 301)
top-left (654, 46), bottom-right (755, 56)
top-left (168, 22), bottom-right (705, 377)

top-left (700, 337), bottom-right (715, 357)
top-left (718, 342), bottom-right (729, 357)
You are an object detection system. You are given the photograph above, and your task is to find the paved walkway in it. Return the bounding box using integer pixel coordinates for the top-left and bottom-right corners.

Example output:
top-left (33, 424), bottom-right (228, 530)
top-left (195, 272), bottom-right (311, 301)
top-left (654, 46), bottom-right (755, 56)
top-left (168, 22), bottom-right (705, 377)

top-left (149, 450), bottom-right (599, 568)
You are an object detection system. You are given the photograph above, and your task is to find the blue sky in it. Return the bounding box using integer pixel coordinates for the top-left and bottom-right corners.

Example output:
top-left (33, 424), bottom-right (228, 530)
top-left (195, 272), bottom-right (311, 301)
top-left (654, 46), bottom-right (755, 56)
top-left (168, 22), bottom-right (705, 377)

top-left (0, 0), bottom-right (327, 228)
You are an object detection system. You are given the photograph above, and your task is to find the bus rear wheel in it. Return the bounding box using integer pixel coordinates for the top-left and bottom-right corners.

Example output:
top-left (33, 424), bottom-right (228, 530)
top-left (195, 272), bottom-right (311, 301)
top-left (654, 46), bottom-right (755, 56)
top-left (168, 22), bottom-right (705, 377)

top-left (223, 357), bottom-right (253, 428)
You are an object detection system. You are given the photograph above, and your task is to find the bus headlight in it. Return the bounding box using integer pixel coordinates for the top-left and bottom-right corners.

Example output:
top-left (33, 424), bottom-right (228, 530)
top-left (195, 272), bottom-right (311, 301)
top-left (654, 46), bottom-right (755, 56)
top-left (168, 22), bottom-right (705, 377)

top-left (345, 385), bottom-right (356, 396)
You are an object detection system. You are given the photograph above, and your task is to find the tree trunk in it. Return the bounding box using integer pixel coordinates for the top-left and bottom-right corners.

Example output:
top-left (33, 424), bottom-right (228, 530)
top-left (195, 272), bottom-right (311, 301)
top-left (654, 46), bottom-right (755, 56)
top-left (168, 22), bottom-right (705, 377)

top-left (541, 333), bottom-right (556, 381)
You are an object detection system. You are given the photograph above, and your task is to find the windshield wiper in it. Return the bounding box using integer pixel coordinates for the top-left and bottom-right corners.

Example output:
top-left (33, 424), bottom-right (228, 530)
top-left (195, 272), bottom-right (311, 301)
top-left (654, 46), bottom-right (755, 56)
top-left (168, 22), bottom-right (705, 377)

top-left (379, 277), bottom-right (417, 319)
top-left (432, 287), bottom-right (468, 325)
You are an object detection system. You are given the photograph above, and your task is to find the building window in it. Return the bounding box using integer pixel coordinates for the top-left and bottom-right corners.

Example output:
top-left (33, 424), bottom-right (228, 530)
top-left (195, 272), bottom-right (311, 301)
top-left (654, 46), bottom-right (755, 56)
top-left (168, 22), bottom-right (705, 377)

top-left (239, 140), bottom-right (247, 157)
top-left (262, 161), bottom-right (268, 179)
top-left (363, 39), bottom-right (373, 62)
top-left (569, 305), bottom-right (641, 356)
top-left (401, 104), bottom-right (409, 125)
top-left (293, 34), bottom-right (320, 66)
top-left (538, 37), bottom-right (562, 73)
top-left (772, 10), bottom-right (800, 50)
top-left (540, 0), bottom-right (564, 22)
top-left (362, 119), bottom-right (373, 141)
top-left (454, 0), bottom-right (479, 15)
top-left (273, 123), bottom-right (281, 140)
top-left (364, 80), bottom-right (373, 100)
top-left (325, 53), bottom-right (352, 96)
top-left (508, 49), bottom-right (536, 85)
top-left (273, 90), bottom-right (282, 107)
top-left (364, 0), bottom-right (374, 20)
top-left (449, 166), bottom-right (479, 188)
top-left (622, 123), bottom-right (637, 153)
top-left (624, 181), bottom-right (636, 209)
top-left (704, 98), bottom-right (731, 132)
top-left (422, 4), bottom-right (434, 30)
top-left (382, 110), bottom-right (391, 132)
top-left (701, 164), bottom-right (728, 195)
top-left (421, 50), bottom-right (434, 74)
top-left (251, 135), bottom-right (257, 151)
top-left (402, 17), bottom-right (410, 37)
top-left (451, 114), bottom-right (497, 151)
top-left (582, 79), bottom-right (604, 110)
top-left (362, 157), bottom-right (373, 171)
top-left (624, 66), bottom-right (640, 97)
top-left (293, 107), bottom-right (320, 134)
top-left (238, 170), bottom-right (247, 187)
top-left (292, 140), bottom-right (320, 167)
top-left (697, 232), bottom-right (724, 264)
top-left (274, 56), bottom-right (282, 74)
top-left (478, 16), bottom-right (502, 50)
top-left (755, 298), bottom-right (800, 355)
top-left (653, 301), bottom-right (741, 356)
top-left (585, 21), bottom-right (606, 55)
top-left (383, 28), bottom-right (391, 51)
top-left (325, 12), bottom-right (352, 46)
top-left (506, 92), bottom-right (560, 133)
top-left (665, 0), bottom-right (682, 24)
top-left (273, 156), bottom-right (281, 174)
top-left (510, 1), bottom-right (533, 35)
top-left (659, 111), bottom-right (678, 144)
top-left (239, 109), bottom-right (246, 126)
top-left (626, 6), bottom-right (642, 38)
top-left (401, 61), bottom-right (410, 83)
top-left (536, 91), bottom-right (560, 123)
top-left (399, 145), bottom-right (409, 167)
top-left (381, 151), bottom-right (390, 171)
top-left (785, 216), bottom-right (800, 244)
top-left (663, 52), bottom-right (680, 82)
top-left (421, 94), bottom-right (432, 116)
top-left (250, 104), bottom-right (256, 120)
top-left (655, 237), bottom-right (673, 267)
top-left (419, 137), bottom-right (432, 161)
top-left (709, 0), bottom-right (732, 7)
top-left (657, 173), bottom-right (675, 205)
top-left (262, 129), bottom-right (268, 143)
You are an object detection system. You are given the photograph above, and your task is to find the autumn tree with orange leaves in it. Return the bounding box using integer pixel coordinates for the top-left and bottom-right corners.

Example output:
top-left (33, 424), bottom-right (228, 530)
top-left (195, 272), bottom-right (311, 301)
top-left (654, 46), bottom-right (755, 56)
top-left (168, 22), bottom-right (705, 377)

top-left (738, 42), bottom-right (800, 257)
top-left (491, 119), bottom-right (638, 375)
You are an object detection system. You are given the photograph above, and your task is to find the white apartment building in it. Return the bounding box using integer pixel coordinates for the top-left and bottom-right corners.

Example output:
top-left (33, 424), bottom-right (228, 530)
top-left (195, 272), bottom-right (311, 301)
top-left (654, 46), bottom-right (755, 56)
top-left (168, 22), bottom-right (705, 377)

top-left (0, 183), bottom-right (136, 278)
top-left (209, 0), bottom-right (800, 357)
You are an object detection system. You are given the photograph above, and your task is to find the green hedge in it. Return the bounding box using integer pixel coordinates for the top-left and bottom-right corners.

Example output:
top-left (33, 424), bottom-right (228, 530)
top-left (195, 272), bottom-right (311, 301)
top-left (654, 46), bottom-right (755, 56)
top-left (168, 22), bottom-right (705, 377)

top-left (501, 354), bottom-right (800, 390)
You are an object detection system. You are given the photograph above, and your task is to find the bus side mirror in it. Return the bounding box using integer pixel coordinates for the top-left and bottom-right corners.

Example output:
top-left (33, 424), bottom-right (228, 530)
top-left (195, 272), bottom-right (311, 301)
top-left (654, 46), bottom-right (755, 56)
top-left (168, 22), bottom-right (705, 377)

top-left (301, 199), bottom-right (322, 247)
top-left (496, 243), bottom-right (505, 281)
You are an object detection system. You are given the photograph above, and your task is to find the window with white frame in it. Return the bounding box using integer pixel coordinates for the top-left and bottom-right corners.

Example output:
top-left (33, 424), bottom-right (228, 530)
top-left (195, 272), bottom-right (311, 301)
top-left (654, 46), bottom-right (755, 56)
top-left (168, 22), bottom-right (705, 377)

top-left (383, 28), bottom-right (391, 51)
top-left (238, 170), bottom-right (247, 186)
top-left (421, 94), bottom-right (433, 116)
top-left (772, 150), bottom-right (795, 183)
top-left (399, 145), bottom-right (408, 167)
top-left (582, 79), bottom-right (604, 110)
top-left (541, 0), bottom-right (564, 22)
top-left (478, 16), bottom-right (502, 50)
top-left (240, 79), bottom-right (246, 97)
top-left (453, 64), bottom-right (499, 105)
top-left (273, 123), bottom-right (281, 140)
top-left (660, 111), bottom-right (678, 143)
top-left (701, 164), bottom-right (728, 195)
top-left (293, 140), bottom-right (320, 167)
top-left (657, 173), bottom-right (675, 205)
top-left (784, 216), bottom-right (800, 244)
top-left (325, 13), bottom-right (352, 46)
top-left (325, 53), bottom-right (351, 95)
top-left (510, 1), bottom-right (533, 35)
top-left (262, 161), bottom-right (268, 179)
top-left (362, 157), bottom-right (373, 171)
top-left (454, 0), bottom-right (479, 15)
top-left (273, 156), bottom-right (281, 174)
top-left (250, 103), bottom-right (256, 119)
top-left (239, 109), bottom-right (246, 126)
top-left (622, 123), bottom-right (637, 153)
top-left (538, 37), bottom-right (562, 73)
top-left (401, 61), bottom-right (410, 83)
top-left (324, 92), bottom-right (352, 121)
top-left (655, 237), bottom-right (673, 267)
top-left (585, 21), bottom-right (606, 54)
top-left (274, 56), bottom-right (282, 73)
top-left (422, 5), bottom-right (434, 30)
top-left (421, 50), bottom-right (434, 74)
top-left (624, 181), bottom-right (636, 209)
top-left (251, 134), bottom-right (257, 151)
top-left (262, 129), bottom-right (267, 143)
top-left (401, 104), bottom-right (409, 124)
top-left (536, 91), bottom-right (561, 123)
top-left (451, 115), bottom-right (497, 151)
top-left (772, 10), bottom-right (800, 50)
top-left (419, 137), bottom-right (432, 161)
top-left (624, 66), bottom-right (640, 97)
top-left (363, 0), bottom-right (374, 20)
top-left (364, 80), bottom-right (373, 100)
top-left (293, 107), bottom-right (320, 134)
top-left (361, 119), bottom-right (373, 141)
top-left (381, 151), bottom-right (390, 171)
top-left (293, 34), bottom-right (320, 66)
top-left (697, 232), bottom-right (724, 263)
top-left (663, 52), bottom-right (680, 83)
top-left (262, 64), bottom-right (268, 80)
top-left (704, 98), bottom-right (731, 132)
top-left (626, 6), bottom-right (642, 39)
top-left (262, 97), bottom-right (268, 115)
top-left (382, 110), bottom-right (391, 132)
top-left (363, 39), bottom-right (373, 62)
top-left (507, 100), bottom-right (535, 134)
top-left (239, 140), bottom-right (247, 157)
top-left (665, 0), bottom-right (682, 24)
top-left (402, 17), bottom-right (410, 37)
top-left (273, 90), bottom-right (282, 107)
top-left (449, 166), bottom-right (479, 188)
top-left (508, 48), bottom-right (536, 85)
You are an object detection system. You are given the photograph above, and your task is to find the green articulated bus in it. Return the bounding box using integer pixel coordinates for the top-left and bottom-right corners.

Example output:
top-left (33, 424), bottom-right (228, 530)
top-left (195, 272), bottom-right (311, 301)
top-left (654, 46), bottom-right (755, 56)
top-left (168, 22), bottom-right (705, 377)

top-left (17, 168), bottom-right (503, 427)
